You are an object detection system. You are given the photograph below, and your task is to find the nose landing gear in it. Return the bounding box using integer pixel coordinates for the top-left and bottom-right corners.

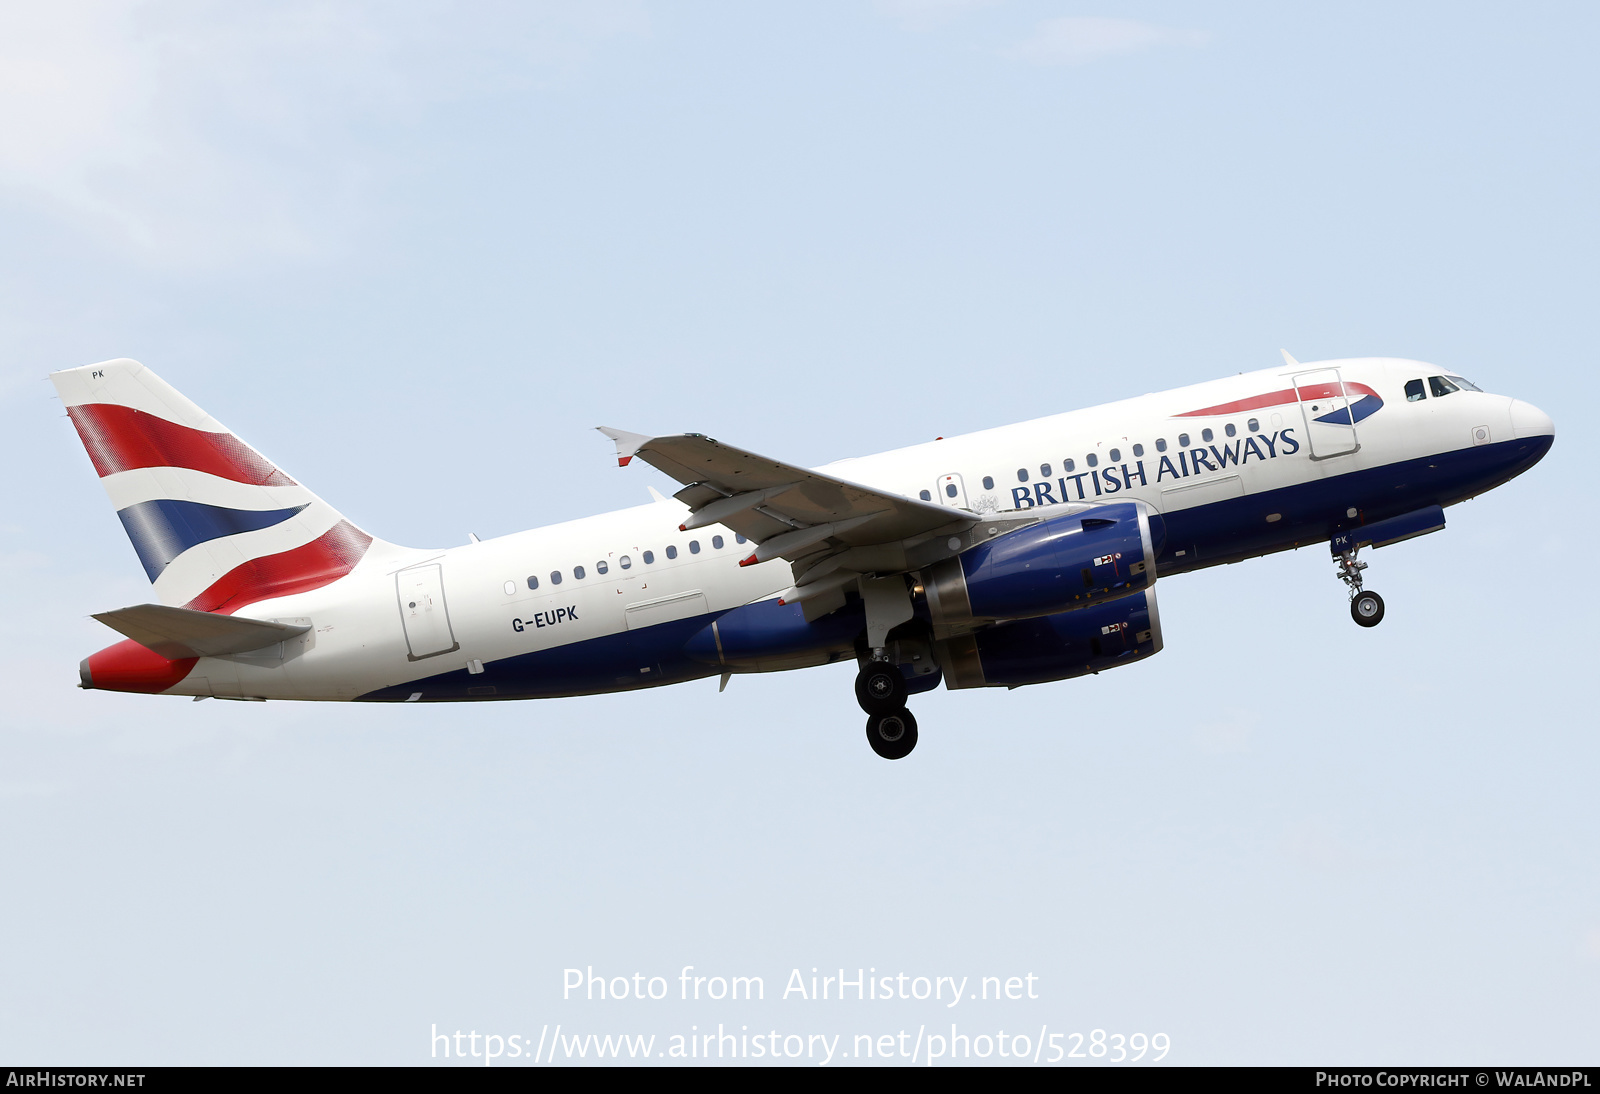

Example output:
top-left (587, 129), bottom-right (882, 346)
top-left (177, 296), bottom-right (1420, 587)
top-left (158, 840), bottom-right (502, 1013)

top-left (1350, 589), bottom-right (1385, 627)
top-left (1336, 547), bottom-right (1385, 628)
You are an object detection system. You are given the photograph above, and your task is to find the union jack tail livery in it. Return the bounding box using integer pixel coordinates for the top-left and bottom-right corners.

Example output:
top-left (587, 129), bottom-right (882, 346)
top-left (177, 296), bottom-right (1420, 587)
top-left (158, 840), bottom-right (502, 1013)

top-left (53, 359), bottom-right (376, 616)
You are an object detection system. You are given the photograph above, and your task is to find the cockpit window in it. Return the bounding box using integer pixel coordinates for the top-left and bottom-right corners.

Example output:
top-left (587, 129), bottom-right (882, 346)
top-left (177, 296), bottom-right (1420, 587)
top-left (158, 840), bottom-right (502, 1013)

top-left (1447, 375), bottom-right (1482, 392)
top-left (1405, 379), bottom-right (1426, 402)
top-left (1429, 375), bottom-right (1461, 398)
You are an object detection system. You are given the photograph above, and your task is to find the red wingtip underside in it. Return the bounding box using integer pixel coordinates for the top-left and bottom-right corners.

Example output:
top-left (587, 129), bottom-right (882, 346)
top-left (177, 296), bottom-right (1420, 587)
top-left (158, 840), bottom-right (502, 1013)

top-left (618, 456), bottom-right (632, 467)
top-left (738, 554), bottom-right (758, 567)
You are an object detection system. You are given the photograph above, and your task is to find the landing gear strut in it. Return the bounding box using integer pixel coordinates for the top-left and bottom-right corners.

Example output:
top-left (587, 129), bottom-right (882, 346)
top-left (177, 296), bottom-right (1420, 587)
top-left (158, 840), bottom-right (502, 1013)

top-left (1335, 547), bottom-right (1385, 628)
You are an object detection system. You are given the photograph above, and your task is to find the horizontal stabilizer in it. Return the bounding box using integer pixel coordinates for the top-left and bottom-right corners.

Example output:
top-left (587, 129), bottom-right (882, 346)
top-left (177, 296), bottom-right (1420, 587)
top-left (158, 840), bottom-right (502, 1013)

top-left (92, 603), bottom-right (310, 659)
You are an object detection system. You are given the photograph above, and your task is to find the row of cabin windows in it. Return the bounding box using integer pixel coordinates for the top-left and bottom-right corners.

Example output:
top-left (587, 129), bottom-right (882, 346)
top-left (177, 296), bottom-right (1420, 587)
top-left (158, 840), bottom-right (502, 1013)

top-left (524, 533), bottom-right (747, 590)
top-left (921, 419), bottom-right (1267, 496)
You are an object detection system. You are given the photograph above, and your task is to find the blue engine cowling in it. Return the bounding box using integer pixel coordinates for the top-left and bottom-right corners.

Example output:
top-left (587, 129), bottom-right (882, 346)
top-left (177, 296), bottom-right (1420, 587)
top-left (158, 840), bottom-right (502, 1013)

top-left (684, 597), bottom-right (865, 672)
top-left (937, 588), bottom-right (1163, 689)
top-left (923, 501), bottom-right (1162, 628)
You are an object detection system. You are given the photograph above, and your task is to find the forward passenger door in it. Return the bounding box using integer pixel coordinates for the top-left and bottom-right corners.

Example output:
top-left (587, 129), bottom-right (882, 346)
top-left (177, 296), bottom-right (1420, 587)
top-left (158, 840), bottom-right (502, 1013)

top-left (1294, 368), bottom-right (1360, 461)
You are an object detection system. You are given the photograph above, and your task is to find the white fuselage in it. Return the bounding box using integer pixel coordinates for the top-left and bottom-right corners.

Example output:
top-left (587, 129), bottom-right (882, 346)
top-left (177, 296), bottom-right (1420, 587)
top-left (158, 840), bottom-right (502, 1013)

top-left (160, 357), bottom-right (1552, 702)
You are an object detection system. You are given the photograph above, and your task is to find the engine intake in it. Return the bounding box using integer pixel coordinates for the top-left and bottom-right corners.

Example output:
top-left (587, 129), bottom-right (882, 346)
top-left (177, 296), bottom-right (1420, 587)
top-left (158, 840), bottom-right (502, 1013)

top-left (922, 501), bottom-right (1161, 632)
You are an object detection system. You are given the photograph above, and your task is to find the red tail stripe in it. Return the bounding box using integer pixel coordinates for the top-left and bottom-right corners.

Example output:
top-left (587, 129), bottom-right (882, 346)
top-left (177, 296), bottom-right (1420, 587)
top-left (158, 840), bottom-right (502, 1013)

top-left (184, 520), bottom-right (372, 615)
top-left (85, 639), bottom-right (198, 694)
top-left (66, 403), bottom-right (295, 486)
top-left (1175, 382), bottom-right (1379, 418)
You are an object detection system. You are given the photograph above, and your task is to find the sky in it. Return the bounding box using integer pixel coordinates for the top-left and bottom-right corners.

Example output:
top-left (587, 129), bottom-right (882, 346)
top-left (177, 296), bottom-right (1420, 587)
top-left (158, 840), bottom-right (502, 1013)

top-left (1, 0), bottom-right (1596, 1067)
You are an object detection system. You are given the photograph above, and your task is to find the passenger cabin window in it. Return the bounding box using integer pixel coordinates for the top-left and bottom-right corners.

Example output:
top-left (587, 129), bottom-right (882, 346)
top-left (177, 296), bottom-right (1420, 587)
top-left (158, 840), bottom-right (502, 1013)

top-left (1202, 428), bottom-right (1214, 443)
top-left (1132, 443), bottom-right (1144, 457)
top-left (1224, 424), bottom-right (1236, 438)
top-left (573, 565), bottom-right (586, 579)
top-left (1109, 448), bottom-right (1121, 462)
top-left (1247, 418), bottom-right (1259, 432)
top-left (735, 534), bottom-right (747, 544)
top-left (982, 476), bottom-right (994, 490)
top-left (1040, 463), bottom-right (1051, 478)
top-left (1430, 375), bottom-right (1460, 398)
top-left (1063, 458), bottom-right (1075, 472)
top-left (945, 483), bottom-right (957, 497)
top-left (1016, 468), bottom-right (1029, 483)
top-left (550, 571), bottom-right (563, 585)
top-left (689, 540), bottom-right (701, 554)
top-left (1087, 453), bottom-right (1099, 468)
top-left (1406, 379), bottom-right (1426, 402)
top-left (643, 550), bottom-right (655, 564)
top-left (619, 556), bottom-right (631, 569)
top-left (596, 560), bottom-right (608, 575)
top-left (1155, 438), bottom-right (1167, 453)
top-left (526, 575), bottom-right (539, 590)
top-left (666, 545), bottom-right (678, 559)
top-left (919, 489), bottom-right (931, 500)
top-left (712, 535), bottom-right (724, 549)
top-left (1179, 434), bottom-right (1190, 448)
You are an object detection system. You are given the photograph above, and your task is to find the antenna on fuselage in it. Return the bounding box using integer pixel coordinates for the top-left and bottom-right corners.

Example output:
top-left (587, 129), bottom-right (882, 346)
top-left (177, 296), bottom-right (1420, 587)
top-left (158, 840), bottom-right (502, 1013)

top-left (1281, 349), bottom-right (1301, 368)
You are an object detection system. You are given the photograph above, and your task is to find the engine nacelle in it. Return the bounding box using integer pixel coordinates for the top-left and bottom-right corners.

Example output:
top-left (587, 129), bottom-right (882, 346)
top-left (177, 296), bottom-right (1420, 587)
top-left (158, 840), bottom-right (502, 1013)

top-left (936, 588), bottom-right (1163, 689)
top-left (684, 597), bottom-right (864, 673)
top-left (922, 501), bottom-right (1162, 631)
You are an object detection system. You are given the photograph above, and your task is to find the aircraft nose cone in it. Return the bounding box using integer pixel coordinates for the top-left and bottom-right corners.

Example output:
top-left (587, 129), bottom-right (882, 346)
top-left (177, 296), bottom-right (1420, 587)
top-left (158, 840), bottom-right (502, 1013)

top-left (1509, 399), bottom-right (1555, 439)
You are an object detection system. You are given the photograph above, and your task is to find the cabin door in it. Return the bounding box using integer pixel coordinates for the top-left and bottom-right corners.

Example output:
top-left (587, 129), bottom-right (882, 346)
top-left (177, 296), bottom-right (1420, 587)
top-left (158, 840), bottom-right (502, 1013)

top-left (1294, 368), bottom-right (1361, 461)
top-left (396, 563), bottom-right (460, 660)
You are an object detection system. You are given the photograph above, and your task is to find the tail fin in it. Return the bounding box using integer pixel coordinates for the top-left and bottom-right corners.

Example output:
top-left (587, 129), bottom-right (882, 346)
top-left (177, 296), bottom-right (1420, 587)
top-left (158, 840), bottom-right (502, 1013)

top-left (53, 359), bottom-right (376, 615)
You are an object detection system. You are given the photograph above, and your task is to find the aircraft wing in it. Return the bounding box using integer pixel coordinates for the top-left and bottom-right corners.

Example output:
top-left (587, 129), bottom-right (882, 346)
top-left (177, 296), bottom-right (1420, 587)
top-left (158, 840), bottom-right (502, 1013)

top-left (597, 428), bottom-right (974, 592)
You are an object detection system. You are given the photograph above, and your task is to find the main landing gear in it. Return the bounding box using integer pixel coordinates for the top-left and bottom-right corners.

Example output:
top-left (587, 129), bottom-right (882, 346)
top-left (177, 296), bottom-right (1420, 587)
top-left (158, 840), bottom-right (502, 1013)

top-left (1335, 546), bottom-right (1385, 628)
top-left (856, 660), bottom-right (917, 760)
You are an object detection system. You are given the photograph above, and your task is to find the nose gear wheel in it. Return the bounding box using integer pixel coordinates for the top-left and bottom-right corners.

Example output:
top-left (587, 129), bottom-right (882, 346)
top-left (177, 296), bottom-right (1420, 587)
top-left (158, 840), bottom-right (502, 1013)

top-left (1334, 546), bottom-right (1384, 628)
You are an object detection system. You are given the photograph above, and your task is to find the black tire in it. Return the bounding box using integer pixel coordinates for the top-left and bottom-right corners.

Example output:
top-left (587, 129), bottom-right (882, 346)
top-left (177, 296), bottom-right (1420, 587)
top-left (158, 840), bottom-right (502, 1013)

top-left (865, 708), bottom-right (918, 760)
top-left (855, 662), bottom-right (908, 715)
top-left (1351, 591), bottom-right (1385, 628)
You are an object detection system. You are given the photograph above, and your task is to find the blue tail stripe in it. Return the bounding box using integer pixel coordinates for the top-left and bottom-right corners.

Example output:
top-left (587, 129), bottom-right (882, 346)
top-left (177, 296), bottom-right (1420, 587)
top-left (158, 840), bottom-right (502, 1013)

top-left (117, 499), bottom-right (309, 581)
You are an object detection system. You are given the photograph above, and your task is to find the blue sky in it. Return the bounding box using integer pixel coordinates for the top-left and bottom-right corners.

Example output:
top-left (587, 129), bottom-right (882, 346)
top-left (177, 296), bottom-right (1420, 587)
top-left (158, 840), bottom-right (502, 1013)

top-left (2, 1), bottom-right (1596, 1065)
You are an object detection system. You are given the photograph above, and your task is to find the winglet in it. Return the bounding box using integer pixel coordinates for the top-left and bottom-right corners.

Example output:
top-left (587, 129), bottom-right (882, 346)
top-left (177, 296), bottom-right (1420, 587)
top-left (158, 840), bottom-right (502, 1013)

top-left (1280, 349), bottom-right (1300, 369)
top-left (596, 426), bottom-right (652, 468)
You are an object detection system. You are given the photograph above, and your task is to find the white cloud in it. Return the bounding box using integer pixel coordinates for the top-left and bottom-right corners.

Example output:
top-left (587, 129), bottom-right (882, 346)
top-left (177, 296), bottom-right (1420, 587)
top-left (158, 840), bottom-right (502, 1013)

top-left (0, 1), bottom-right (647, 269)
top-left (1009, 16), bottom-right (1209, 66)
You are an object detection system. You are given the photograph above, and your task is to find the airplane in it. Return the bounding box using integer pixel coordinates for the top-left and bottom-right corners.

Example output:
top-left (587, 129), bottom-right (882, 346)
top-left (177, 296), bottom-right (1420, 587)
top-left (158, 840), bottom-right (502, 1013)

top-left (54, 353), bottom-right (1553, 759)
